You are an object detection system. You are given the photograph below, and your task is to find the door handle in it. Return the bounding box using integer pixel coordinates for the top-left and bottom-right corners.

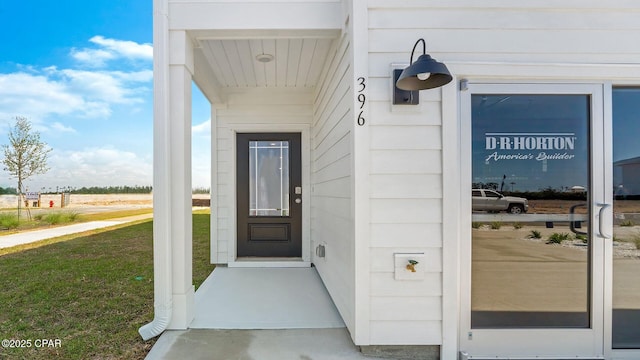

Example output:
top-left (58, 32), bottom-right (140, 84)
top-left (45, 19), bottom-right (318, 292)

top-left (596, 203), bottom-right (611, 239)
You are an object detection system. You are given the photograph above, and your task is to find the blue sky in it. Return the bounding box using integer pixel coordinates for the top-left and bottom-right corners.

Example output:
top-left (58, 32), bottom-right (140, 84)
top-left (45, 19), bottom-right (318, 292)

top-left (0, 1), bottom-right (211, 191)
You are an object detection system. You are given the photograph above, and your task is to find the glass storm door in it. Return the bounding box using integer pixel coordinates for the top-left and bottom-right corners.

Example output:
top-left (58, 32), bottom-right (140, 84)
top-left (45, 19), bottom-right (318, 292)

top-left (236, 133), bottom-right (302, 257)
top-left (612, 87), bottom-right (640, 358)
top-left (460, 84), bottom-right (606, 358)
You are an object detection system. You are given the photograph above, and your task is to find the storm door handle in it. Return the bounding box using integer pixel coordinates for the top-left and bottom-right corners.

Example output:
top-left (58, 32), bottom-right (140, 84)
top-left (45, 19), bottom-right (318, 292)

top-left (596, 203), bottom-right (611, 239)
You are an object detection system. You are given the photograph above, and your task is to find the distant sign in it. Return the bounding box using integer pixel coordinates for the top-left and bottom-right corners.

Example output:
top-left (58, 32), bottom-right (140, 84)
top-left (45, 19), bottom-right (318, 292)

top-left (25, 192), bottom-right (40, 200)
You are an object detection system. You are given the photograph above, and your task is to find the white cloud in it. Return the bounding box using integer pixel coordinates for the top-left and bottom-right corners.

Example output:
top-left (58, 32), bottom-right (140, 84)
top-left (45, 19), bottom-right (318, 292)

top-left (192, 146), bottom-right (211, 189)
top-left (90, 36), bottom-right (152, 60)
top-left (0, 66), bottom-right (151, 122)
top-left (191, 119), bottom-right (211, 187)
top-left (192, 119), bottom-right (211, 135)
top-left (0, 72), bottom-right (95, 120)
top-left (37, 147), bottom-right (153, 188)
top-left (114, 69), bottom-right (153, 82)
top-left (71, 36), bottom-right (152, 67)
top-left (50, 122), bottom-right (76, 133)
top-left (7, 145), bottom-right (212, 191)
top-left (59, 68), bottom-right (151, 105)
top-left (70, 49), bottom-right (115, 68)
top-left (0, 37), bottom-right (152, 123)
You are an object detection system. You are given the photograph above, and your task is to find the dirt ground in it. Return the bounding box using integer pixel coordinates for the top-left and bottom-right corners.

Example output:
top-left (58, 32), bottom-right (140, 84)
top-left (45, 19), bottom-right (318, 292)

top-left (43, 193), bottom-right (211, 208)
top-left (65, 194), bottom-right (154, 207)
top-left (528, 199), bottom-right (640, 214)
top-left (472, 223), bottom-right (640, 311)
top-left (0, 193), bottom-right (213, 209)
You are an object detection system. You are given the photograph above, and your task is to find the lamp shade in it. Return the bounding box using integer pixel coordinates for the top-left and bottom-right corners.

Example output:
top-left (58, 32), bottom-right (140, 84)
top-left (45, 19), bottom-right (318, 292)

top-left (396, 54), bottom-right (453, 91)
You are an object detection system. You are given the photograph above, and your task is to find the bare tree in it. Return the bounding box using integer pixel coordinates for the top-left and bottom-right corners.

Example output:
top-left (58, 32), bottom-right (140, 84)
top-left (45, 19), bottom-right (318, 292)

top-left (2, 117), bottom-right (52, 219)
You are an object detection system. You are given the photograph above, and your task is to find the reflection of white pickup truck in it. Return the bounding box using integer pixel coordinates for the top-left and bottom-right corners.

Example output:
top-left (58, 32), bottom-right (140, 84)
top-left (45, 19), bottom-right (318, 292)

top-left (472, 189), bottom-right (528, 214)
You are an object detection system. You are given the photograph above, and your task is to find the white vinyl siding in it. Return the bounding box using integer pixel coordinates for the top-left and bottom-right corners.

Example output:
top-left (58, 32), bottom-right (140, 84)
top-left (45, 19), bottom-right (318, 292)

top-left (366, 0), bottom-right (640, 349)
top-left (367, 2), bottom-right (640, 66)
top-left (311, 32), bottom-right (356, 332)
top-left (367, 120), bottom-right (444, 344)
top-left (367, 7), bottom-right (446, 344)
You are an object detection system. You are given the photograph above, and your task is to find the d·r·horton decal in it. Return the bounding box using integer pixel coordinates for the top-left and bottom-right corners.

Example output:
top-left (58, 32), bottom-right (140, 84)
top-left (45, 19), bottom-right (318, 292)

top-left (484, 132), bottom-right (577, 163)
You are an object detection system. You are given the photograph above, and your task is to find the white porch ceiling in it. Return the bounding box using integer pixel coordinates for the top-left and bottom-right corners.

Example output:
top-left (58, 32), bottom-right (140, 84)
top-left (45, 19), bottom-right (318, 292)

top-left (198, 38), bottom-right (335, 89)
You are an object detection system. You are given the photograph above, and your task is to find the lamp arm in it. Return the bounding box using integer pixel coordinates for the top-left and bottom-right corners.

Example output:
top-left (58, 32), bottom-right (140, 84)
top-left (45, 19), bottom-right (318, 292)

top-left (409, 38), bottom-right (426, 65)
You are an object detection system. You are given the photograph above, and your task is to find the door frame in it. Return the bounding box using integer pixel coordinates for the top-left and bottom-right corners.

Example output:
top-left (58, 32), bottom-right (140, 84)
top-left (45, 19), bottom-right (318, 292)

top-left (608, 84), bottom-right (640, 360)
top-left (458, 82), bottom-right (609, 358)
top-left (227, 124), bottom-right (311, 268)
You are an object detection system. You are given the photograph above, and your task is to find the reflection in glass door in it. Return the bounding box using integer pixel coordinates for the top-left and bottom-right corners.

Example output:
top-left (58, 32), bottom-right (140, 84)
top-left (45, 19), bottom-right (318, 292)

top-left (612, 87), bottom-right (640, 350)
top-left (460, 84), bottom-right (605, 358)
top-left (471, 94), bottom-right (591, 328)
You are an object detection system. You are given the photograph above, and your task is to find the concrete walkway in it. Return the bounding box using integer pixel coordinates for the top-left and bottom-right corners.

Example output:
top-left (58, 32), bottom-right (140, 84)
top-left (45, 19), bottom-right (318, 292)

top-left (0, 213), bottom-right (153, 249)
top-left (145, 328), bottom-right (374, 360)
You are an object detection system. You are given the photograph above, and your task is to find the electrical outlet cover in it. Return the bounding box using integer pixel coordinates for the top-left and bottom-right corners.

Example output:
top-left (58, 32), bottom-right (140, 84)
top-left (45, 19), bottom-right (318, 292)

top-left (394, 253), bottom-right (425, 280)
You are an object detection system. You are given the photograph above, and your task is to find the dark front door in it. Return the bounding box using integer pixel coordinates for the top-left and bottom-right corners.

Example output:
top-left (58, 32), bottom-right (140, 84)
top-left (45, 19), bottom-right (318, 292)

top-left (236, 133), bottom-right (302, 257)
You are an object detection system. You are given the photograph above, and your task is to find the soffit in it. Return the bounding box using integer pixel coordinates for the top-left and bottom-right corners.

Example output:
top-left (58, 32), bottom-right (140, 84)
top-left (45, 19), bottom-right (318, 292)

top-left (198, 38), bottom-right (335, 89)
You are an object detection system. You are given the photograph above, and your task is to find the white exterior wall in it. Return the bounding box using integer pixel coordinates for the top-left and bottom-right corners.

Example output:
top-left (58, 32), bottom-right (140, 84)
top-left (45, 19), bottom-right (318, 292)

top-left (212, 89), bottom-right (314, 263)
top-left (364, 0), bottom-right (640, 350)
top-left (310, 31), bottom-right (357, 331)
top-left (367, 92), bottom-right (444, 345)
top-left (156, 0), bottom-right (640, 355)
top-left (367, 2), bottom-right (640, 76)
top-left (365, 7), bottom-right (445, 347)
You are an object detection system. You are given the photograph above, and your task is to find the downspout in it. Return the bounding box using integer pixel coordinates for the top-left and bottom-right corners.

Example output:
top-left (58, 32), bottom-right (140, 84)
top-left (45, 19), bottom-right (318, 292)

top-left (139, 0), bottom-right (172, 341)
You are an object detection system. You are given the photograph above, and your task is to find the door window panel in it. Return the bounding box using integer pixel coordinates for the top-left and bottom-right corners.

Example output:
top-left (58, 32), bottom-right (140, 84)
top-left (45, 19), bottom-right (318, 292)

top-left (248, 141), bottom-right (290, 216)
top-left (471, 94), bottom-right (591, 328)
top-left (612, 87), bottom-right (640, 349)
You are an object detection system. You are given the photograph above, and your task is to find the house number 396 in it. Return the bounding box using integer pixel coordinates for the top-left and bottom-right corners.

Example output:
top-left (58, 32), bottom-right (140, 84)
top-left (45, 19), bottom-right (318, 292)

top-left (356, 77), bottom-right (366, 126)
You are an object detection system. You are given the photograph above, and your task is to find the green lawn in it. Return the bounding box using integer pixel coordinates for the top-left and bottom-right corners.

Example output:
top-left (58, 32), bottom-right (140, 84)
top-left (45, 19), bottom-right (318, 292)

top-left (0, 211), bottom-right (214, 359)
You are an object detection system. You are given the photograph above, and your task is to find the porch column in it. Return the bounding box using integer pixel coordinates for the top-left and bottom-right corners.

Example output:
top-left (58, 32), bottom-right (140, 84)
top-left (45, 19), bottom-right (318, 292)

top-left (167, 30), bottom-right (194, 329)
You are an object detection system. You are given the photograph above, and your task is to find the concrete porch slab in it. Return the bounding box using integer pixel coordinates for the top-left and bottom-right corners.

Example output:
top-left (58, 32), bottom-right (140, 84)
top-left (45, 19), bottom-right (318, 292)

top-left (190, 267), bottom-right (345, 329)
top-left (146, 266), bottom-right (361, 358)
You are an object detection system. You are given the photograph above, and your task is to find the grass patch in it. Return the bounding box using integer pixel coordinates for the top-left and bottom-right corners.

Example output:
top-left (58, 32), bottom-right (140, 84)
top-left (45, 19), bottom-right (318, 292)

top-left (193, 212), bottom-right (215, 289)
top-left (575, 234), bottom-right (588, 244)
top-left (80, 208), bottom-right (153, 222)
top-left (529, 230), bottom-right (542, 239)
top-left (0, 211), bottom-right (212, 360)
top-left (547, 232), bottom-right (571, 244)
top-left (33, 211), bottom-right (80, 225)
top-left (620, 220), bottom-right (635, 227)
top-left (0, 212), bottom-right (19, 229)
top-left (490, 221), bottom-right (502, 230)
top-left (512, 222), bottom-right (523, 230)
top-left (471, 222), bottom-right (482, 229)
top-left (625, 232), bottom-right (640, 250)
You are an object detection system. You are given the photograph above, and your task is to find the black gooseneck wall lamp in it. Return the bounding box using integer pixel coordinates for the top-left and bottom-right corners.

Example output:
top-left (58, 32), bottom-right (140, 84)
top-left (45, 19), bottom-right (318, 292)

top-left (395, 38), bottom-right (452, 91)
